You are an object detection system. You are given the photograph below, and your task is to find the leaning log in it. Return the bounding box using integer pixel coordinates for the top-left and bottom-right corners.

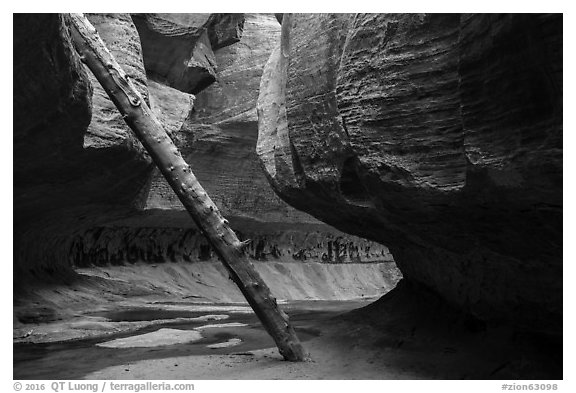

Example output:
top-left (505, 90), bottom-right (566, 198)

top-left (68, 13), bottom-right (307, 361)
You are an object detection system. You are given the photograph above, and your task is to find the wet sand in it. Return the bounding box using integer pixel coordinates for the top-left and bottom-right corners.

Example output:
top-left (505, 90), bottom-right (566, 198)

top-left (13, 265), bottom-right (561, 380)
top-left (14, 292), bottom-right (562, 380)
top-left (14, 300), bottom-right (360, 379)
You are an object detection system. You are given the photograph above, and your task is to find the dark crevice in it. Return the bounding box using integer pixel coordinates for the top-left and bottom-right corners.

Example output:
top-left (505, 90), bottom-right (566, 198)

top-left (289, 141), bottom-right (307, 187)
top-left (339, 156), bottom-right (374, 208)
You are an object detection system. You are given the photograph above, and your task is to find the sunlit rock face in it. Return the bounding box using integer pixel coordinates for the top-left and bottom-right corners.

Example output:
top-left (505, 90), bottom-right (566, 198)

top-left (257, 13), bottom-right (562, 332)
top-left (13, 13), bottom-right (393, 298)
top-left (83, 13), bottom-right (151, 169)
top-left (84, 13), bottom-right (393, 270)
top-left (142, 14), bottom-right (332, 226)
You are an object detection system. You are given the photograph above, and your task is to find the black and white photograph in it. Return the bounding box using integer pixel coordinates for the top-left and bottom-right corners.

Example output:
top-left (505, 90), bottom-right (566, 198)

top-left (8, 2), bottom-right (568, 388)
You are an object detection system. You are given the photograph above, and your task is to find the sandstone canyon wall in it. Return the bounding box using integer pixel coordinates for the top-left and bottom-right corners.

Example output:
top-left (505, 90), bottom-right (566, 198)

top-left (14, 13), bottom-right (561, 335)
top-left (257, 13), bottom-right (562, 333)
top-left (13, 13), bottom-right (394, 302)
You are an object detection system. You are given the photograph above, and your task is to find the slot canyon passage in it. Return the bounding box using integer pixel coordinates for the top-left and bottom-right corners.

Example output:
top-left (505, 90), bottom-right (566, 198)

top-left (13, 13), bottom-right (562, 380)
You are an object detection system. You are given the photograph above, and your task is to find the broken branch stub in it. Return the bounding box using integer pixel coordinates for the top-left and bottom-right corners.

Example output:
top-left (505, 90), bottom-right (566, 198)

top-left (68, 13), bottom-right (306, 362)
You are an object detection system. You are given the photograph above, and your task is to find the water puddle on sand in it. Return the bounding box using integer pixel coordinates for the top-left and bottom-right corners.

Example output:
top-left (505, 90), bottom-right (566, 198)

top-left (14, 300), bottom-right (369, 379)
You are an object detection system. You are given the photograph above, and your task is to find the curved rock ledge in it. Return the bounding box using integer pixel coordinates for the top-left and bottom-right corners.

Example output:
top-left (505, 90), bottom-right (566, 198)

top-left (257, 13), bottom-right (562, 333)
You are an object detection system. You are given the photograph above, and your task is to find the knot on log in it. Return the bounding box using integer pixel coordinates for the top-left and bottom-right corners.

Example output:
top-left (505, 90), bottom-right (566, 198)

top-left (238, 239), bottom-right (252, 250)
top-left (107, 66), bottom-right (141, 107)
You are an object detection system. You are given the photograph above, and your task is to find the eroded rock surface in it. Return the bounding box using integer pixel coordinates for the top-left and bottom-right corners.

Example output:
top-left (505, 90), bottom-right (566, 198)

top-left (131, 13), bottom-right (244, 94)
top-left (14, 14), bottom-right (154, 278)
top-left (81, 13), bottom-right (155, 206)
top-left (83, 14), bottom-right (150, 153)
top-left (69, 225), bottom-right (393, 266)
top-left (145, 14), bottom-right (321, 224)
top-left (13, 13), bottom-right (393, 301)
top-left (258, 13), bottom-right (562, 332)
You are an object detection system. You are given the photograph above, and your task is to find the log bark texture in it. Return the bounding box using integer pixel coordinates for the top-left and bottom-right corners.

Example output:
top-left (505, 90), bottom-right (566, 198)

top-left (69, 13), bottom-right (306, 361)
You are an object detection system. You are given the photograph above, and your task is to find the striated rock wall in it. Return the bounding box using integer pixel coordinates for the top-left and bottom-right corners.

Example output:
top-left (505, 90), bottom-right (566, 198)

top-left (69, 225), bottom-right (393, 266)
top-left (145, 13), bottom-right (323, 224)
top-left (257, 13), bottom-right (562, 332)
top-left (14, 14), bottom-right (155, 278)
top-left (14, 12), bottom-right (562, 338)
top-left (13, 13), bottom-right (394, 298)
top-left (81, 13), bottom-right (155, 208)
top-left (67, 13), bottom-right (393, 274)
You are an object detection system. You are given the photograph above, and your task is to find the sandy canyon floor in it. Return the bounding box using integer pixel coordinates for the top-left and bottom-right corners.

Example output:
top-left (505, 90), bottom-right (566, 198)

top-left (13, 262), bottom-right (561, 380)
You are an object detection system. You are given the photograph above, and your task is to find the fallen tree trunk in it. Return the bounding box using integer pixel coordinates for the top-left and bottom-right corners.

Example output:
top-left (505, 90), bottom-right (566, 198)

top-left (68, 13), bottom-right (306, 361)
